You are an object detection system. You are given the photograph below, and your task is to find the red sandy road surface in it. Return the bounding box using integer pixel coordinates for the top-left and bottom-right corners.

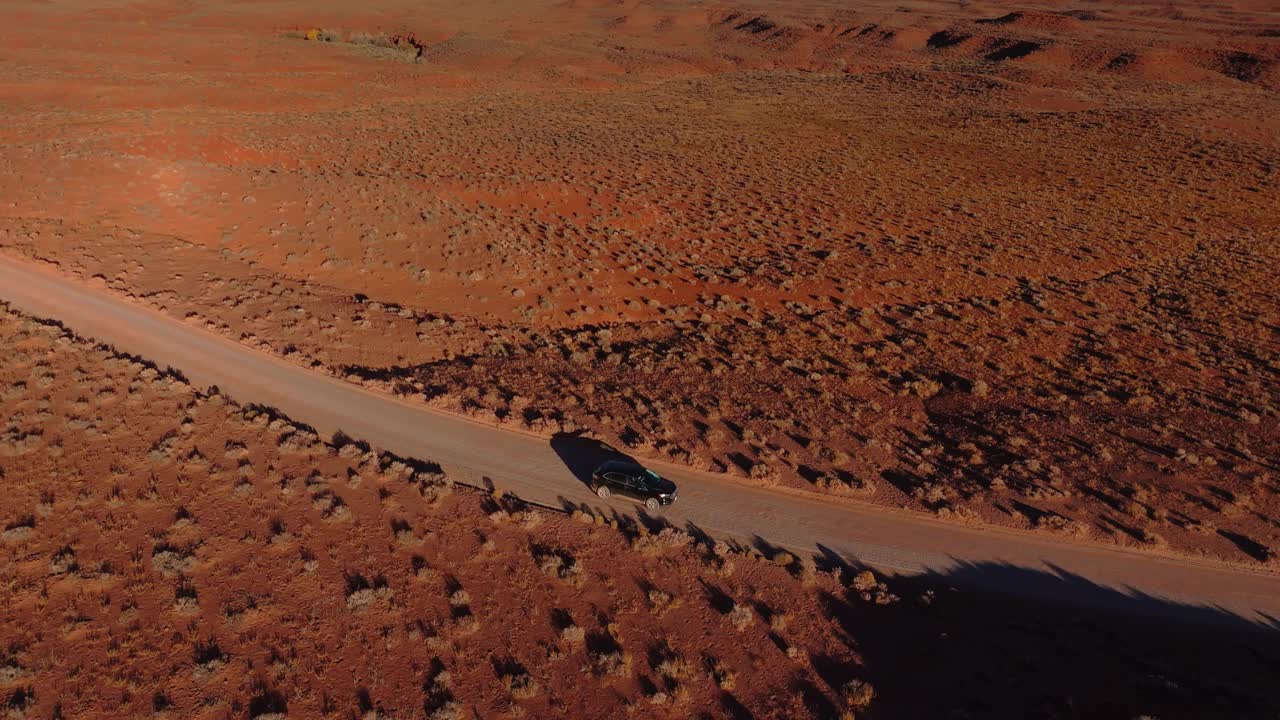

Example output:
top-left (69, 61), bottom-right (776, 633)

top-left (3, 255), bottom-right (1279, 625)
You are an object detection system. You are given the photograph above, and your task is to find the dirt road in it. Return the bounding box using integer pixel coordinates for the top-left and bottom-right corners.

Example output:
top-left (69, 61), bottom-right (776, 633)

top-left (2, 255), bottom-right (1278, 626)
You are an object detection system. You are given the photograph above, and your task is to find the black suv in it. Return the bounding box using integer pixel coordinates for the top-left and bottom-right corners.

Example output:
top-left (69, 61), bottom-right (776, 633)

top-left (591, 460), bottom-right (678, 510)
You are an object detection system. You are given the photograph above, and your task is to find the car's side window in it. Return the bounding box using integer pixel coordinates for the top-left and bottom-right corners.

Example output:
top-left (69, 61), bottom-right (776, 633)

top-left (604, 472), bottom-right (624, 485)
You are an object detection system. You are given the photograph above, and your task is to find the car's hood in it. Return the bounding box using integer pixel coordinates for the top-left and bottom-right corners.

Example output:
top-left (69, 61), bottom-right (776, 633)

top-left (653, 478), bottom-right (677, 495)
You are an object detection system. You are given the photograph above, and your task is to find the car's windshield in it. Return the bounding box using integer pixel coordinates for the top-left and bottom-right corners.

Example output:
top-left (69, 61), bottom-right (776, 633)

top-left (642, 470), bottom-right (662, 487)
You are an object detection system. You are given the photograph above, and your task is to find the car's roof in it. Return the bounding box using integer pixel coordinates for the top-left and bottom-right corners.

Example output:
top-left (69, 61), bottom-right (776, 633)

top-left (597, 461), bottom-right (673, 486)
top-left (597, 459), bottom-right (647, 474)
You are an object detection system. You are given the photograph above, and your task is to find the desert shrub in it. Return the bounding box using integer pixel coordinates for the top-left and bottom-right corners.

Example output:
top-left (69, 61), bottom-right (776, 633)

top-left (560, 625), bottom-right (585, 644)
top-left (535, 548), bottom-right (585, 586)
top-left (311, 28), bottom-right (341, 42)
top-left (798, 558), bottom-right (818, 586)
top-left (451, 614), bottom-right (480, 636)
top-left (1035, 512), bottom-right (1089, 538)
top-left (769, 610), bottom-right (790, 632)
top-left (708, 657), bottom-right (736, 690)
top-left (502, 669), bottom-right (539, 700)
top-left (192, 641), bottom-right (226, 679)
top-left (749, 461), bottom-right (779, 484)
top-left (587, 649), bottom-right (632, 677)
top-left (150, 547), bottom-right (191, 578)
top-left (818, 445), bottom-right (850, 464)
top-left (647, 588), bottom-right (682, 616)
top-left (0, 663), bottom-right (26, 684)
top-left (427, 701), bottom-right (465, 720)
top-left (1140, 529), bottom-right (1167, 548)
top-left (631, 527), bottom-right (692, 555)
top-left (4, 687), bottom-right (36, 717)
top-left (346, 588), bottom-right (378, 611)
top-left (656, 654), bottom-right (691, 681)
top-left (518, 510), bottom-right (543, 529)
top-left (842, 678), bottom-right (876, 709)
top-left (49, 546), bottom-right (78, 576)
top-left (629, 533), bottom-right (666, 555)
top-left (727, 603), bottom-right (753, 631)
top-left (851, 569), bottom-right (878, 592)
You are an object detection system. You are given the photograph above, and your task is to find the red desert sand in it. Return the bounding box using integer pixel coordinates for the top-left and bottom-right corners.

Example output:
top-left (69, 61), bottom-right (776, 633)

top-left (0, 0), bottom-right (1278, 717)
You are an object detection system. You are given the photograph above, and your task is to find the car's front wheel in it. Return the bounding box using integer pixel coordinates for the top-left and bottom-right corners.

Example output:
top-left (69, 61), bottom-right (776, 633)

top-left (645, 497), bottom-right (659, 510)
top-left (596, 485), bottom-right (611, 499)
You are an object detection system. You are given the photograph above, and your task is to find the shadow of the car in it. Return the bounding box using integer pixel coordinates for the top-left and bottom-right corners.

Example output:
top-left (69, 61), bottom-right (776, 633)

top-left (549, 432), bottom-right (639, 489)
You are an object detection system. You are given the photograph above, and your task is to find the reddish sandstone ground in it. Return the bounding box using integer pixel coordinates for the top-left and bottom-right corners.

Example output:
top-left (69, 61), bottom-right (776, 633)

top-left (0, 0), bottom-right (1277, 564)
top-left (2, 304), bottom-right (1279, 719)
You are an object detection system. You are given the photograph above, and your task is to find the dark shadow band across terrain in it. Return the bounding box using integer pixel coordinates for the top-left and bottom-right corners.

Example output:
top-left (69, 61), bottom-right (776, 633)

top-left (818, 558), bottom-right (1280, 719)
top-left (929, 558), bottom-right (1280, 632)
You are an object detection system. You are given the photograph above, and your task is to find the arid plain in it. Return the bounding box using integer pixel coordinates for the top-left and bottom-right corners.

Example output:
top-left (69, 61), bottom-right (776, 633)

top-left (1, 0), bottom-right (1278, 717)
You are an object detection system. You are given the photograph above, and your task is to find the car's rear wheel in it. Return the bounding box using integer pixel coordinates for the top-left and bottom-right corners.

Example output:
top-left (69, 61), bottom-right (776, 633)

top-left (645, 497), bottom-right (659, 510)
top-left (596, 486), bottom-right (610, 499)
